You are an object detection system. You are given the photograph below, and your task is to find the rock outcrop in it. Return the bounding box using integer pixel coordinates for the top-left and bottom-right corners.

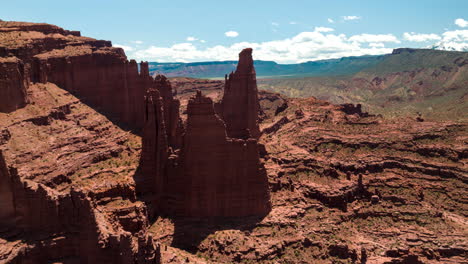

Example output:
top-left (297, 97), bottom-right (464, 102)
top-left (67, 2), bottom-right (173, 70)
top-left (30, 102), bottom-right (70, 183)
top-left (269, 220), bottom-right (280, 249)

top-left (0, 57), bottom-right (28, 112)
top-left (0, 80), bottom-right (160, 262)
top-left (176, 91), bottom-right (270, 216)
top-left (0, 150), bottom-right (15, 225)
top-left (0, 21), bottom-right (152, 128)
top-left (218, 48), bottom-right (261, 139)
top-left (139, 49), bottom-right (271, 218)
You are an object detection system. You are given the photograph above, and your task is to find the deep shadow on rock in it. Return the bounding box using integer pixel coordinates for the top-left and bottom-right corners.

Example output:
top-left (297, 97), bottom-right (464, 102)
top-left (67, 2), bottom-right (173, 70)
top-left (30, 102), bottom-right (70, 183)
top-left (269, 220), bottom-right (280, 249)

top-left (169, 215), bottom-right (267, 252)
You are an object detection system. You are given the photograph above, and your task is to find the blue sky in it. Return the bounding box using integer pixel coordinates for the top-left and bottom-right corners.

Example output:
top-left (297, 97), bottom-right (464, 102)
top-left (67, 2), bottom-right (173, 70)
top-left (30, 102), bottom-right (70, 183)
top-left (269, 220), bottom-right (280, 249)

top-left (2, 0), bottom-right (468, 63)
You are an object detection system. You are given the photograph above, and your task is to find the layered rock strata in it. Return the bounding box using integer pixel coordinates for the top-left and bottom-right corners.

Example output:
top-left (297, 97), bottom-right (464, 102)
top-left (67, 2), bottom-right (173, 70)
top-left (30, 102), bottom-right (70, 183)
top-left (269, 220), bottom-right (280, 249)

top-left (0, 21), bottom-right (153, 128)
top-left (177, 91), bottom-right (270, 216)
top-left (0, 57), bottom-right (28, 112)
top-left (1, 70), bottom-right (160, 262)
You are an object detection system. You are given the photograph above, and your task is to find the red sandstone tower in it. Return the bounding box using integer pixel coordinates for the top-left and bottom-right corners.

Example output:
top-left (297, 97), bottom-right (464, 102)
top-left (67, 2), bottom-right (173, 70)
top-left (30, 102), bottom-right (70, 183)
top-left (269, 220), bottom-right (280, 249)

top-left (219, 48), bottom-right (261, 139)
top-left (140, 48), bottom-right (271, 217)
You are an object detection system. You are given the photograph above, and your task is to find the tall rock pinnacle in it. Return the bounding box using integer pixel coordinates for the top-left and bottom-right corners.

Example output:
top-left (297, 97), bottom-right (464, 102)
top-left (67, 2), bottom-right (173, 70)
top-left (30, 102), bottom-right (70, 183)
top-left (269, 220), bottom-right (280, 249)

top-left (219, 48), bottom-right (261, 139)
top-left (138, 48), bottom-right (271, 218)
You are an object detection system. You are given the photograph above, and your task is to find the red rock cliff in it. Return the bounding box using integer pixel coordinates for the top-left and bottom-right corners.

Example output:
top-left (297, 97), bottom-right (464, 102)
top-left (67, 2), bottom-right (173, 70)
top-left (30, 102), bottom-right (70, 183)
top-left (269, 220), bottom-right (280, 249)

top-left (0, 21), bottom-right (150, 129)
top-left (0, 57), bottom-right (29, 112)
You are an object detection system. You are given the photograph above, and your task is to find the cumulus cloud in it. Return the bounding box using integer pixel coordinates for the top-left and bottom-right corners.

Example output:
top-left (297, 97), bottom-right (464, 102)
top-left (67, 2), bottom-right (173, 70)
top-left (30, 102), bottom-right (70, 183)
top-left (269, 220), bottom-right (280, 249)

top-left (314, 27), bottom-right (334, 33)
top-left (327, 18), bottom-right (334, 23)
top-left (348, 33), bottom-right (400, 43)
top-left (442, 29), bottom-right (468, 41)
top-left (186, 36), bottom-right (198, 41)
top-left (225, 31), bottom-right (239, 37)
top-left (289, 21), bottom-right (297, 25)
top-left (369, 43), bottom-right (385, 48)
top-left (343, 16), bottom-right (361, 21)
top-left (271, 22), bottom-right (279, 26)
top-left (403, 32), bottom-right (441, 42)
top-left (114, 44), bottom-right (134, 52)
top-left (455, 18), bottom-right (468, 28)
top-left (131, 40), bottom-right (143, 45)
top-left (130, 31), bottom-right (395, 64)
top-left (431, 29), bottom-right (468, 51)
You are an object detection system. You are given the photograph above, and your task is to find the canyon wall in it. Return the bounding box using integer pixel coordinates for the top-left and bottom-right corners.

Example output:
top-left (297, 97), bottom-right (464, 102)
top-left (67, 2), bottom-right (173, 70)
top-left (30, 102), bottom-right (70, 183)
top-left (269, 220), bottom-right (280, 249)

top-left (0, 22), bottom-right (160, 263)
top-left (0, 150), bottom-right (15, 225)
top-left (0, 57), bottom-right (29, 112)
top-left (1, 148), bottom-right (159, 263)
top-left (0, 21), bottom-right (151, 129)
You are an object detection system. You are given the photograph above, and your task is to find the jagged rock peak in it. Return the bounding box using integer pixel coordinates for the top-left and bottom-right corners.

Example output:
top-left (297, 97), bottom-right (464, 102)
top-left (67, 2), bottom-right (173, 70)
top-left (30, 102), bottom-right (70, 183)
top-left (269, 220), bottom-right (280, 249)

top-left (236, 48), bottom-right (255, 74)
top-left (220, 47), bottom-right (261, 139)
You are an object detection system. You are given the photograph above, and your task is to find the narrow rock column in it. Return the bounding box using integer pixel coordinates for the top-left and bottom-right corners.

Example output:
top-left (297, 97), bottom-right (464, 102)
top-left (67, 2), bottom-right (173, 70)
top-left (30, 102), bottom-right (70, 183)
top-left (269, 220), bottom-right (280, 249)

top-left (219, 48), bottom-right (261, 139)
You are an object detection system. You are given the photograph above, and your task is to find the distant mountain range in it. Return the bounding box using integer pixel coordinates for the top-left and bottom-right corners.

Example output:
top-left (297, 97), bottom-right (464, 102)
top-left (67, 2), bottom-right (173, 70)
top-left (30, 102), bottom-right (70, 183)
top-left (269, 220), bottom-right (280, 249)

top-left (148, 48), bottom-right (467, 79)
top-left (149, 55), bottom-right (386, 79)
top-left (150, 48), bottom-right (467, 120)
top-left (257, 48), bottom-right (468, 120)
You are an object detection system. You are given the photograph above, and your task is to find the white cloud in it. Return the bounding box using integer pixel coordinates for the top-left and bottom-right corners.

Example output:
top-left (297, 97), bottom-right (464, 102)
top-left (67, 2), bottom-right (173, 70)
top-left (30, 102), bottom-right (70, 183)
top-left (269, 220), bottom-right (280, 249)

top-left (271, 22), bottom-right (279, 26)
top-left (225, 31), bottom-right (239, 37)
top-left (200, 40), bottom-right (206, 43)
top-left (455, 18), bottom-right (468, 28)
top-left (348, 33), bottom-right (400, 43)
top-left (114, 44), bottom-right (134, 52)
top-left (431, 29), bottom-right (468, 51)
top-left (186, 36), bottom-right (198, 41)
top-left (403, 32), bottom-right (441, 42)
top-left (328, 18), bottom-right (334, 23)
top-left (343, 16), bottom-right (361, 21)
top-left (131, 31), bottom-right (395, 64)
top-left (289, 21), bottom-right (297, 25)
top-left (314, 27), bottom-right (334, 33)
top-left (442, 29), bottom-right (468, 42)
top-left (369, 43), bottom-right (385, 48)
top-left (131, 40), bottom-right (143, 45)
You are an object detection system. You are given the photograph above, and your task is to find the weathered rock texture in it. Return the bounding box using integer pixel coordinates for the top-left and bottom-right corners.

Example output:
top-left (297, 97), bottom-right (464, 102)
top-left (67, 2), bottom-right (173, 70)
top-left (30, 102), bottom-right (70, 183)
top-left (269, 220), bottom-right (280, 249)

top-left (0, 21), bottom-right (153, 128)
top-left (218, 48), bottom-right (261, 139)
top-left (139, 49), bottom-right (271, 217)
top-left (0, 21), bottom-right (161, 262)
top-left (176, 91), bottom-right (270, 216)
top-left (0, 150), bottom-right (15, 225)
top-left (0, 83), bottom-right (160, 263)
top-left (0, 57), bottom-right (28, 112)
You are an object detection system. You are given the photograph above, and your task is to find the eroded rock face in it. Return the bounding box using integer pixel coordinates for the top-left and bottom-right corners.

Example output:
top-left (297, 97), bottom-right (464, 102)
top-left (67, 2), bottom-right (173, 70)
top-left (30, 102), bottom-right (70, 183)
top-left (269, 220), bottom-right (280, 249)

top-left (0, 57), bottom-right (28, 112)
top-left (218, 48), bottom-right (261, 139)
top-left (0, 150), bottom-right (15, 224)
top-left (176, 91), bottom-right (270, 217)
top-left (139, 88), bottom-right (169, 197)
top-left (0, 82), bottom-right (160, 262)
top-left (0, 21), bottom-right (152, 128)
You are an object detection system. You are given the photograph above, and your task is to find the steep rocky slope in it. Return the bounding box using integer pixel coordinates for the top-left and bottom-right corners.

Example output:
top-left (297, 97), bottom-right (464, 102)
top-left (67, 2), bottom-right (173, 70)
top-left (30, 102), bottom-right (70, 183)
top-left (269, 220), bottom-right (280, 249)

top-left (0, 83), bottom-right (158, 263)
top-left (0, 21), bottom-right (160, 263)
